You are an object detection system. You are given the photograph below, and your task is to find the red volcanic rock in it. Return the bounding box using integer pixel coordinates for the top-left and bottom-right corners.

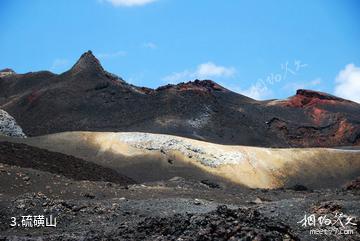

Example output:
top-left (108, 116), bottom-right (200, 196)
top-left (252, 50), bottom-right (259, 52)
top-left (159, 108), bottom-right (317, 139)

top-left (266, 89), bottom-right (360, 147)
top-left (296, 89), bottom-right (345, 101)
top-left (281, 89), bottom-right (352, 108)
top-left (310, 107), bottom-right (328, 125)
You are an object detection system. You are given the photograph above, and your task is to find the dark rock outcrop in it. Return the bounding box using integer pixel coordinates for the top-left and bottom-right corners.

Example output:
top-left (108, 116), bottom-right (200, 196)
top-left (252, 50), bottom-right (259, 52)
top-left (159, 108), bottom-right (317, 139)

top-left (1, 51), bottom-right (359, 147)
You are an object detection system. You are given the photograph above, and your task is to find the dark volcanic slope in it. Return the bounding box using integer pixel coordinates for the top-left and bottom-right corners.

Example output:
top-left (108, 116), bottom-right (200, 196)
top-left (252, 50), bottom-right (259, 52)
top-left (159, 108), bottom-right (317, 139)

top-left (1, 51), bottom-right (360, 147)
top-left (0, 141), bottom-right (135, 185)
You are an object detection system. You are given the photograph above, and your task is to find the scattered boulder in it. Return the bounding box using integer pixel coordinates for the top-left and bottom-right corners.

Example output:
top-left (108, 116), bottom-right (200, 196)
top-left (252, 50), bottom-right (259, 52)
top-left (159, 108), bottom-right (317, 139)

top-left (343, 177), bottom-right (360, 191)
top-left (311, 201), bottom-right (342, 215)
top-left (250, 196), bottom-right (272, 205)
top-left (168, 176), bottom-right (184, 182)
top-left (84, 193), bottom-right (96, 199)
top-left (288, 184), bottom-right (308, 191)
top-left (200, 179), bottom-right (220, 189)
top-left (193, 198), bottom-right (202, 205)
top-left (22, 176), bottom-right (30, 182)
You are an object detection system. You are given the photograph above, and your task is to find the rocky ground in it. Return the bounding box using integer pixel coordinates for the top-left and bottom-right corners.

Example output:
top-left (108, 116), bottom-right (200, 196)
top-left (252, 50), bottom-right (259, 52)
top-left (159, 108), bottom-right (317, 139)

top-left (0, 142), bottom-right (359, 240)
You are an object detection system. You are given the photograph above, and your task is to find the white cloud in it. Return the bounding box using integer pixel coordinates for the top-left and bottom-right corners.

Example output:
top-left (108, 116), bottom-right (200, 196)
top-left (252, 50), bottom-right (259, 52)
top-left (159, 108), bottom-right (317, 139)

top-left (50, 59), bottom-right (69, 72)
top-left (238, 83), bottom-right (273, 100)
top-left (283, 78), bottom-right (322, 93)
top-left (163, 70), bottom-right (192, 84)
top-left (97, 51), bottom-right (127, 59)
top-left (197, 62), bottom-right (236, 79)
top-left (102, 0), bottom-right (157, 7)
top-left (334, 63), bottom-right (360, 103)
top-left (142, 42), bottom-right (157, 49)
top-left (218, 80), bottom-right (273, 100)
top-left (163, 62), bottom-right (236, 84)
top-left (311, 78), bottom-right (322, 86)
top-left (162, 63), bottom-right (277, 100)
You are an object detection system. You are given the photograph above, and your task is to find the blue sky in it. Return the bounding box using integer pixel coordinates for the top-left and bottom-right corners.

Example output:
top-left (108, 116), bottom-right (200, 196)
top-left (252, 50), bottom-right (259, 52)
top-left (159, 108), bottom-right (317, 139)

top-left (0, 0), bottom-right (359, 101)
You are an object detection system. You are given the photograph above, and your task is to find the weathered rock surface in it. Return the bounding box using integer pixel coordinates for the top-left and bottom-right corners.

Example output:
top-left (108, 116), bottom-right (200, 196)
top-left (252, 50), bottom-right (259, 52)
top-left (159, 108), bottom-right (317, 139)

top-left (1, 51), bottom-right (359, 147)
top-left (0, 109), bottom-right (26, 137)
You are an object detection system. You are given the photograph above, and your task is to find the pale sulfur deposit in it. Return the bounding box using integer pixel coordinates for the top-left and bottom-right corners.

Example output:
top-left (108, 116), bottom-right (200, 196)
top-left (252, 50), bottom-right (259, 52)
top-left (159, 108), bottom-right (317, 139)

top-left (0, 109), bottom-right (26, 138)
top-left (2, 131), bottom-right (359, 189)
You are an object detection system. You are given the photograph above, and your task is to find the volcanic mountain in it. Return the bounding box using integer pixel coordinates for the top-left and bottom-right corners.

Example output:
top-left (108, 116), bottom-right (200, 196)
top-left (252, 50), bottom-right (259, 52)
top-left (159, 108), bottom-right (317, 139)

top-left (0, 51), bottom-right (359, 147)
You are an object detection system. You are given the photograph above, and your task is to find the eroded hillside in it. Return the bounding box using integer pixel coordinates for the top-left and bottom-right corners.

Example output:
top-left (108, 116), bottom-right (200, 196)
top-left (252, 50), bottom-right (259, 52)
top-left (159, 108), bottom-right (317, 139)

top-left (1, 51), bottom-right (359, 147)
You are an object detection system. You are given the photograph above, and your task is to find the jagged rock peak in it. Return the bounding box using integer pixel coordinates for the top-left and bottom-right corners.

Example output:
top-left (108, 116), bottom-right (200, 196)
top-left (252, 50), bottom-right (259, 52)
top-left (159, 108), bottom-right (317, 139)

top-left (295, 89), bottom-right (346, 101)
top-left (268, 89), bottom-right (358, 108)
top-left (188, 79), bottom-right (224, 88)
top-left (157, 79), bottom-right (227, 92)
top-left (70, 50), bottom-right (104, 74)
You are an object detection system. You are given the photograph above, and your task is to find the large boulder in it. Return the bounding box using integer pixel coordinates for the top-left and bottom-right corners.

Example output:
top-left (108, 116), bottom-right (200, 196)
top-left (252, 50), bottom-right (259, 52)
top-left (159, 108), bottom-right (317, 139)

top-left (0, 109), bottom-right (26, 137)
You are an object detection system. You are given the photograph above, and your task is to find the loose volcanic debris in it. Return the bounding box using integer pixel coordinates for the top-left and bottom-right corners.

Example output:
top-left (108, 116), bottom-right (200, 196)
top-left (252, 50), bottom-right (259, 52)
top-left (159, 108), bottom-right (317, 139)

top-left (1, 194), bottom-right (299, 241)
top-left (0, 141), bottom-right (135, 185)
top-left (311, 201), bottom-right (343, 216)
top-left (111, 205), bottom-right (299, 241)
top-left (343, 177), bottom-right (360, 191)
